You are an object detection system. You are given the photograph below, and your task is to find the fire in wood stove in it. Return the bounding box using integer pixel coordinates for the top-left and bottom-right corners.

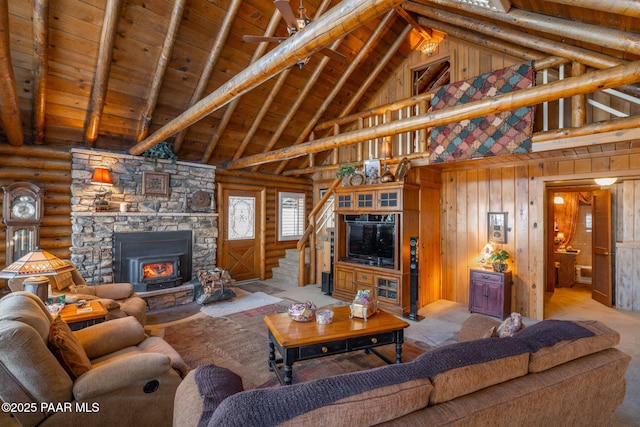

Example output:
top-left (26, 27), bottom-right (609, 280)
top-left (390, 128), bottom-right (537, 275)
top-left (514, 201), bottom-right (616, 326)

top-left (143, 262), bottom-right (175, 279)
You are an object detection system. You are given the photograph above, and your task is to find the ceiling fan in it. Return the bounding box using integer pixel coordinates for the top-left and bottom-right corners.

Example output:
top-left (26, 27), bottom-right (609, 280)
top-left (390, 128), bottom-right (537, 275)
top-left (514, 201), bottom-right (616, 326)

top-left (243, 0), bottom-right (345, 68)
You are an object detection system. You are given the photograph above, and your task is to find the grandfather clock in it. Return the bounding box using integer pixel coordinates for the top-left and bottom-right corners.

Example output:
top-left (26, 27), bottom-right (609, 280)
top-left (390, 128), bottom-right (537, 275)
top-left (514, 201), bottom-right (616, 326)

top-left (2, 182), bottom-right (44, 266)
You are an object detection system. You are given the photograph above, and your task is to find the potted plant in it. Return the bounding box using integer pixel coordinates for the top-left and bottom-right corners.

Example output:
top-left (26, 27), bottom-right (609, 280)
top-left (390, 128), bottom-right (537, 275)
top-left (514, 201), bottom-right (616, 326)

top-left (489, 249), bottom-right (510, 272)
top-left (336, 164), bottom-right (357, 185)
top-left (143, 141), bottom-right (178, 165)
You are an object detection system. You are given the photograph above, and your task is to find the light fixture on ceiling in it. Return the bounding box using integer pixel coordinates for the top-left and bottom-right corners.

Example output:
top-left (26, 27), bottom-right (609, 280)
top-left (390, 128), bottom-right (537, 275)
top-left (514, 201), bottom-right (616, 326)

top-left (554, 195), bottom-right (564, 204)
top-left (421, 41), bottom-right (439, 56)
top-left (595, 177), bottom-right (617, 186)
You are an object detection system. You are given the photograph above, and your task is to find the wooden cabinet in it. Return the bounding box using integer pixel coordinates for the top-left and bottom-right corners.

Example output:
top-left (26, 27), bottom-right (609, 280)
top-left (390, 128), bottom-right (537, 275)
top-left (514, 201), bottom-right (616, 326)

top-left (469, 269), bottom-right (513, 320)
top-left (556, 250), bottom-right (579, 287)
top-left (333, 182), bottom-right (419, 316)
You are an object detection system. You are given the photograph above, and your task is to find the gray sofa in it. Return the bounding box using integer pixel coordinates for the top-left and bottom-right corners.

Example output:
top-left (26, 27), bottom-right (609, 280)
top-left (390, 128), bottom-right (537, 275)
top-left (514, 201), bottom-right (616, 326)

top-left (173, 314), bottom-right (630, 427)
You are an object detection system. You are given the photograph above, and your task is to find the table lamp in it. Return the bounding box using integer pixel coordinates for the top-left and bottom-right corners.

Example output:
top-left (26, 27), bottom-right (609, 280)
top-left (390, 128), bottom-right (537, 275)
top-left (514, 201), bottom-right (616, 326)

top-left (0, 248), bottom-right (75, 301)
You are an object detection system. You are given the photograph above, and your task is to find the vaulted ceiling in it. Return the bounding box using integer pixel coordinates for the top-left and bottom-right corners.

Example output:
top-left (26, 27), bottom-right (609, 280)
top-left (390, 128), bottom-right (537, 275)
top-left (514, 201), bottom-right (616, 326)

top-left (1, 0), bottom-right (639, 175)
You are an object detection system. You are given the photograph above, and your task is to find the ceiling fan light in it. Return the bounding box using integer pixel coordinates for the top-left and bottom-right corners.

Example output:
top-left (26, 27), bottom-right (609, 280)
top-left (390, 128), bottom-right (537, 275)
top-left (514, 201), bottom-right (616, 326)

top-left (595, 177), bottom-right (617, 186)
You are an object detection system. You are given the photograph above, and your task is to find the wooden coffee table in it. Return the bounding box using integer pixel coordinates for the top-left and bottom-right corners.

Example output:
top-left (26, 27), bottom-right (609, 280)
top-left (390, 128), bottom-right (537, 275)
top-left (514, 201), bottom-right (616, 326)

top-left (264, 305), bottom-right (410, 385)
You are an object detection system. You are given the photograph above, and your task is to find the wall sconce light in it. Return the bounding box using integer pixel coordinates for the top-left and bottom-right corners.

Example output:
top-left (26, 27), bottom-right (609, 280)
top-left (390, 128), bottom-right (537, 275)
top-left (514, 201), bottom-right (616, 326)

top-left (553, 195), bottom-right (564, 204)
top-left (91, 167), bottom-right (113, 210)
top-left (421, 41), bottom-right (439, 56)
top-left (594, 177), bottom-right (617, 186)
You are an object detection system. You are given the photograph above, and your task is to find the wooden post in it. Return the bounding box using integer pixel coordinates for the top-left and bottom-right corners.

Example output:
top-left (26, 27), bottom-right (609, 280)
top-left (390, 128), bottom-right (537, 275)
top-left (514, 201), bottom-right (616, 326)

top-left (0, 0), bottom-right (24, 146)
top-left (32, 0), bottom-right (49, 145)
top-left (137, 0), bottom-right (187, 142)
top-left (84, 0), bottom-right (123, 146)
top-left (571, 61), bottom-right (586, 128)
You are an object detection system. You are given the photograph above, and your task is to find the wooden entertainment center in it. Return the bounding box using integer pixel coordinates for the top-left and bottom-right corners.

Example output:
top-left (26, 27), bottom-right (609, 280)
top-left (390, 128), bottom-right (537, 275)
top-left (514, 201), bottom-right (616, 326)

top-left (333, 182), bottom-right (419, 316)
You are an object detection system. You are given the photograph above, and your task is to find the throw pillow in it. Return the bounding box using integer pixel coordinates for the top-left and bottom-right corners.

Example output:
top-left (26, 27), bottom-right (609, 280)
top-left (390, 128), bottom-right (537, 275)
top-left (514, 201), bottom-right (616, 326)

top-left (48, 316), bottom-right (92, 380)
top-left (486, 312), bottom-right (525, 338)
top-left (195, 364), bottom-right (244, 427)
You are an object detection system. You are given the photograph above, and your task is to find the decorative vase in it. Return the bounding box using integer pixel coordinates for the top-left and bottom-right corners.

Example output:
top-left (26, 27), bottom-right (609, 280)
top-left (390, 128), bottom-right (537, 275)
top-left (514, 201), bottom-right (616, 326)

top-left (493, 262), bottom-right (508, 272)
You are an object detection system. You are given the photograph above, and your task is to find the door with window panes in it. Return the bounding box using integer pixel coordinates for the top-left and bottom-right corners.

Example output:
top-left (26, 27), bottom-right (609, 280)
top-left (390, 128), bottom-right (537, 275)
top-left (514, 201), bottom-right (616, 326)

top-left (221, 187), bottom-right (263, 281)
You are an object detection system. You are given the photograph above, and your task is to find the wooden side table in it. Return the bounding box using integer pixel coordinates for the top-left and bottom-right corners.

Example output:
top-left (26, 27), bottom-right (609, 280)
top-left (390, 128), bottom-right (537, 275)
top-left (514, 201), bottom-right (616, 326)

top-left (469, 269), bottom-right (513, 320)
top-left (58, 301), bottom-right (108, 330)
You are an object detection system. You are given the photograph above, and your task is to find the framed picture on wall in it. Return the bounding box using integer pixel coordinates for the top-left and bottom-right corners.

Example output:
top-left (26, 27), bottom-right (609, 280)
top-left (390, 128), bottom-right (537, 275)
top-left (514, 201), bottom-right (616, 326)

top-left (488, 212), bottom-right (508, 244)
top-left (142, 171), bottom-right (170, 197)
top-left (364, 159), bottom-right (380, 183)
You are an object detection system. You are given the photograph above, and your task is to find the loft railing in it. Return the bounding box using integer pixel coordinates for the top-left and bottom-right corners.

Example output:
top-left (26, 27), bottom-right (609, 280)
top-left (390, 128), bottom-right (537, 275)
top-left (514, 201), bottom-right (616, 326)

top-left (296, 177), bottom-right (341, 286)
top-left (305, 61), bottom-right (640, 171)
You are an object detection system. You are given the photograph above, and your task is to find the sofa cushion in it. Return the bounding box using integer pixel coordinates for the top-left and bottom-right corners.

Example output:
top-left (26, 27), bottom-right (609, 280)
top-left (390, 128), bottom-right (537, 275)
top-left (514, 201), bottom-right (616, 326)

top-left (207, 362), bottom-right (432, 427)
top-left (195, 364), bottom-right (244, 427)
top-left (414, 338), bottom-right (531, 405)
top-left (459, 313), bottom-right (501, 342)
top-left (512, 319), bottom-right (617, 373)
top-left (48, 316), bottom-right (92, 380)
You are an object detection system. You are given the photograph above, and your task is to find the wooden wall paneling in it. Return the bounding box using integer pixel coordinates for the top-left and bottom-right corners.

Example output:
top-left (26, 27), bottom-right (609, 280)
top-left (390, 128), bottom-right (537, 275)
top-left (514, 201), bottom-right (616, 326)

top-left (442, 171), bottom-right (456, 300)
top-left (466, 169), bottom-right (479, 273)
top-left (500, 166), bottom-right (516, 311)
top-left (514, 165), bottom-right (530, 313)
top-left (528, 163), bottom-right (544, 319)
top-left (455, 170), bottom-right (467, 303)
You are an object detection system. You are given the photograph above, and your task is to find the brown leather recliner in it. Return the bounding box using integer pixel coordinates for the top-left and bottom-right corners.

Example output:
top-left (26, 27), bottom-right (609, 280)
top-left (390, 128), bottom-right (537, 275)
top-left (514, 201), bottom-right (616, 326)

top-left (8, 264), bottom-right (147, 325)
top-left (0, 291), bottom-right (188, 427)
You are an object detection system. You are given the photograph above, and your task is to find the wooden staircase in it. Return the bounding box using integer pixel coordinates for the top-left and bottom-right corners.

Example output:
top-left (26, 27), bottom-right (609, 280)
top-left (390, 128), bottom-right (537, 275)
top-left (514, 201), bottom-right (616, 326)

top-left (271, 248), bottom-right (310, 287)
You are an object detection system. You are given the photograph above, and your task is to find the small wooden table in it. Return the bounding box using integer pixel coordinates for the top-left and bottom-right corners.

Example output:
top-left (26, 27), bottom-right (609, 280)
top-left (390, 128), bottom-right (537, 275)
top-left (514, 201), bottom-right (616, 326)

top-left (58, 301), bottom-right (109, 330)
top-left (264, 305), bottom-right (410, 385)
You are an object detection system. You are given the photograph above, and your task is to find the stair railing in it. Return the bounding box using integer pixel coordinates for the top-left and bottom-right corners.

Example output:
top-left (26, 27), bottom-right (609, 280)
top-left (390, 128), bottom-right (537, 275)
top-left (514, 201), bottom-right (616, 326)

top-left (297, 177), bottom-right (342, 286)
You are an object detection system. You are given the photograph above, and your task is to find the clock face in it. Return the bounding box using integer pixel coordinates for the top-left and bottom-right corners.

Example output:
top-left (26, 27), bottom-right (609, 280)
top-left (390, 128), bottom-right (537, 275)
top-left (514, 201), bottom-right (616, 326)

top-left (11, 196), bottom-right (37, 219)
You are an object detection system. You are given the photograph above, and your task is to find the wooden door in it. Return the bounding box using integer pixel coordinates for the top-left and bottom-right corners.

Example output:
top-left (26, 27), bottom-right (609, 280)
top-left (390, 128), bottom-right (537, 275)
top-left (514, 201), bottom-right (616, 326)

top-left (220, 187), bottom-right (262, 282)
top-left (592, 189), bottom-right (613, 306)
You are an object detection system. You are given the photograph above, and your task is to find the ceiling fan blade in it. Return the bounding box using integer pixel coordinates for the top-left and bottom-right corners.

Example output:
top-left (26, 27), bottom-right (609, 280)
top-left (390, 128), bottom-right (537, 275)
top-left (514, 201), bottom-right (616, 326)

top-left (274, 0), bottom-right (299, 30)
top-left (319, 47), bottom-right (346, 64)
top-left (243, 35), bottom-right (287, 43)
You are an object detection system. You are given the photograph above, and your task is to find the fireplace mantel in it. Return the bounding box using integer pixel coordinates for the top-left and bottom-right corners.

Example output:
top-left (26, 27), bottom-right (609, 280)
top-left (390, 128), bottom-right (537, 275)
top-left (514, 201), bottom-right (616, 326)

top-left (72, 212), bottom-right (219, 218)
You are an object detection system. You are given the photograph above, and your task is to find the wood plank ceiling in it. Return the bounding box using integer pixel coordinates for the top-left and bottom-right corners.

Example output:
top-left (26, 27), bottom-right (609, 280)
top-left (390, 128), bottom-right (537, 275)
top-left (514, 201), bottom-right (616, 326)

top-left (1, 0), bottom-right (639, 175)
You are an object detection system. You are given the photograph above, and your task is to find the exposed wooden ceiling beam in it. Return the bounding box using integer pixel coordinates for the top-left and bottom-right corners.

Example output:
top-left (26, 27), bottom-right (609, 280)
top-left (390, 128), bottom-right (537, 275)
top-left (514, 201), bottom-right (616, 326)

top-left (200, 7), bottom-right (288, 163)
top-left (225, 60), bottom-right (640, 169)
top-left (285, 21), bottom-right (413, 173)
top-left (404, 2), bottom-right (626, 70)
top-left (395, 6), bottom-right (432, 40)
top-left (409, 0), bottom-right (640, 56)
top-left (234, 0), bottom-right (335, 162)
top-left (84, 0), bottom-right (122, 146)
top-left (129, 0), bottom-right (405, 157)
top-left (32, 0), bottom-right (48, 145)
top-left (172, 0), bottom-right (242, 152)
top-left (249, 36), bottom-right (345, 172)
top-left (0, 0), bottom-right (23, 146)
top-left (137, 0), bottom-right (186, 142)
top-left (274, 10), bottom-right (400, 173)
top-left (542, 0), bottom-right (640, 17)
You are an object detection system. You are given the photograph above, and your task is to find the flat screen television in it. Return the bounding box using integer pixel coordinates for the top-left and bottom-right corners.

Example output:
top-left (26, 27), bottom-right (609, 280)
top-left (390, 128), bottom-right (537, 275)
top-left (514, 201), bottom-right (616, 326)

top-left (346, 215), bottom-right (396, 267)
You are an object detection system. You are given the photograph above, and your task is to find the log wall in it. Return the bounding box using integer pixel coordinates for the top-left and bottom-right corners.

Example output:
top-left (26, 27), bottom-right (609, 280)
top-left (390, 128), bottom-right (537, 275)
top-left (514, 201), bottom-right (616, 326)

top-left (0, 145), bottom-right (72, 267)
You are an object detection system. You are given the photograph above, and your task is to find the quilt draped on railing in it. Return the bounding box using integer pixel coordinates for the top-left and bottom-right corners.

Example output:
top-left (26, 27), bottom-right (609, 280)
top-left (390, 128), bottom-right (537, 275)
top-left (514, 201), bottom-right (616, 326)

top-left (429, 61), bottom-right (536, 163)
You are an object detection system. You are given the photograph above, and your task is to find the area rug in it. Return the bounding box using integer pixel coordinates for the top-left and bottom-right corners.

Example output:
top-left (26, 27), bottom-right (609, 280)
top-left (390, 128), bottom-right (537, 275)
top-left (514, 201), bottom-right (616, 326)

top-left (429, 60), bottom-right (535, 163)
top-left (160, 303), bottom-right (429, 389)
top-left (199, 289), bottom-right (282, 318)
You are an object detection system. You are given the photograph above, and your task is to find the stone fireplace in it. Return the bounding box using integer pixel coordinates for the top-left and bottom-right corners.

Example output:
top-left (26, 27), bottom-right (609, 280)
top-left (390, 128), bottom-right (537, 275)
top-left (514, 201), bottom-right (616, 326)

top-left (69, 149), bottom-right (218, 289)
top-left (114, 231), bottom-right (192, 292)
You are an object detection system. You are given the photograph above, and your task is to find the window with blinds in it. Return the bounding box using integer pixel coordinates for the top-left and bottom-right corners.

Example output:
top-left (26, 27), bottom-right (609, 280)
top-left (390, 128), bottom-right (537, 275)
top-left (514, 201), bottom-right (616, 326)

top-left (278, 192), bottom-right (305, 241)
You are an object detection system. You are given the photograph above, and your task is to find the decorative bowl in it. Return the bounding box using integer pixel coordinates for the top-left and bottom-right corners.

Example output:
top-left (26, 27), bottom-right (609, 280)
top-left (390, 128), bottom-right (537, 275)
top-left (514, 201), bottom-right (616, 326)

top-left (316, 309), bottom-right (334, 325)
top-left (288, 301), bottom-right (316, 322)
